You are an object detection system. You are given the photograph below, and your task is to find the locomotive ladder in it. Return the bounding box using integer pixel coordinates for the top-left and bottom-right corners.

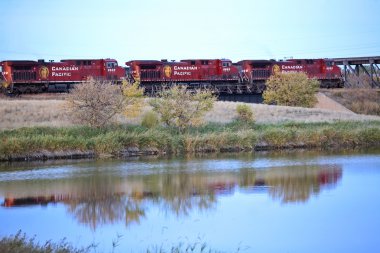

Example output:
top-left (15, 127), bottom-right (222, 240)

top-left (332, 56), bottom-right (380, 88)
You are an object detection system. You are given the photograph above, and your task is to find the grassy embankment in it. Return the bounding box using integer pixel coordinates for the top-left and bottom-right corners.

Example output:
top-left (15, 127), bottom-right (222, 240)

top-left (0, 232), bottom-right (88, 253)
top-left (1, 121), bottom-right (380, 161)
top-left (323, 89), bottom-right (380, 116)
top-left (0, 231), bottom-right (221, 253)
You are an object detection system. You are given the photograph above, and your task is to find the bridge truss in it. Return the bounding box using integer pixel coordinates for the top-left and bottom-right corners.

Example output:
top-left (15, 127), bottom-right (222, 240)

top-left (332, 56), bottom-right (380, 88)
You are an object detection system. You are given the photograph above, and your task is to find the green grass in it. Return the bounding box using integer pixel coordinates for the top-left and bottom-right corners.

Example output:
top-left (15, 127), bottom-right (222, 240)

top-left (0, 231), bottom-right (224, 253)
top-left (1, 121), bottom-right (380, 161)
top-left (0, 231), bottom-right (90, 253)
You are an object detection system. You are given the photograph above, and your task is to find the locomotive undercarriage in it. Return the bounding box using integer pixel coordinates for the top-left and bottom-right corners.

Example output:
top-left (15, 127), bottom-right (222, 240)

top-left (320, 79), bottom-right (343, 88)
top-left (6, 79), bottom-right (122, 95)
top-left (8, 82), bottom-right (78, 94)
top-left (141, 81), bottom-right (267, 95)
top-left (6, 82), bottom-right (47, 95)
top-left (3, 78), bottom-right (343, 96)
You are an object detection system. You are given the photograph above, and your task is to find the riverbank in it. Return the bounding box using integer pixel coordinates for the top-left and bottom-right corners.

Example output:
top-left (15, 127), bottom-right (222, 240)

top-left (1, 93), bottom-right (380, 130)
top-left (1, 121), bottom-right (380, 162)
top-left (0, 231), bottom-right (221, 253)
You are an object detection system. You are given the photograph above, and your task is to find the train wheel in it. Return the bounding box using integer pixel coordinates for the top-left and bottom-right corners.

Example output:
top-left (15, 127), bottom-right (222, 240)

top-left (255, 82), bottom-right (266, 93)
top-left (12, 88), bottom-right (21, 97)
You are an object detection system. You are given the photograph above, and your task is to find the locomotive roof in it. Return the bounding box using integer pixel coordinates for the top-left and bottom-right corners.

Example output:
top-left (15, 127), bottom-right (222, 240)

top-left (1, 60), bottom-right (38, 64)
top-left (60, 58), bottom-right (117, 62)
top-left (126, 60), bottom-right (163, 64)
top-left (237, 59), bottom-right (273, 63)
top-left (0, 60), bottom-right (42, 67)
top-left (181, 59), bottom-right (232, 61)
top-left (126, 59), bottom-right (233, 65)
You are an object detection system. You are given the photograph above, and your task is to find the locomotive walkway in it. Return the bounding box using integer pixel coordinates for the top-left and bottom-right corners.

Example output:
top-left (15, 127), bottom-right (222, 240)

top-left (332, 56), bottom-right (380, 88)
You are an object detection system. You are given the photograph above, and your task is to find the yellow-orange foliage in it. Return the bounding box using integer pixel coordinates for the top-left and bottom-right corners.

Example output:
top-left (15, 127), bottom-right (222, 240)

top-left (263, 72), bottom-right (319, 108)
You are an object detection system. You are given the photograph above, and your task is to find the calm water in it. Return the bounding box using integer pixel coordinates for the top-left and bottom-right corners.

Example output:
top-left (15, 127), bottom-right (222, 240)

top-left (1, 150), bottom-right (380, 253)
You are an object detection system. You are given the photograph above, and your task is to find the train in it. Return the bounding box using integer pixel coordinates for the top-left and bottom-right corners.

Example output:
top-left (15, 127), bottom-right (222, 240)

top-left (0, 57), bottom-right (343, 95)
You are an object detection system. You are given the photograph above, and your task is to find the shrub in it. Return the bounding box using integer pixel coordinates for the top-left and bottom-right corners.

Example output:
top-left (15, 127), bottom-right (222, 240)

top-left (141, 111), bottom-right (160, 128)
top-left (236, 104), bottom-right (255, 123)
top-left (65, 78), bottom-right (144, 128)
top-left (121, 79), bottom-right (145, 118)
top-left (149, 86), bottom-right (216, 133)
top-left (263, 72), bottom-right (319, 107)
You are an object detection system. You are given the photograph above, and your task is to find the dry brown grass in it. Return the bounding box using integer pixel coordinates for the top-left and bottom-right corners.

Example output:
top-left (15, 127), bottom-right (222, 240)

top-left (1, 92), bottom-right (379, 130)
top-left (0, 99), bottom-right (71, 129)
top-left (204, 101), bottom-right (380, 124)
top-left (323, 88), bottom-right (380, 116)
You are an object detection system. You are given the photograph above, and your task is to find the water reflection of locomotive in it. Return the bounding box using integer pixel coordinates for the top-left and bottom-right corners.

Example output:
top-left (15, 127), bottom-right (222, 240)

top-left (0, 57), bottom-right (342, 94)
top-left (1, 166), bottom-right (342, 208)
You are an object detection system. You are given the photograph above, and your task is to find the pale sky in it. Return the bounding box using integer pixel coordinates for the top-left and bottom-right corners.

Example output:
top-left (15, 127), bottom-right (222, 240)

top-left (1, 0), bottom-right (379, 64)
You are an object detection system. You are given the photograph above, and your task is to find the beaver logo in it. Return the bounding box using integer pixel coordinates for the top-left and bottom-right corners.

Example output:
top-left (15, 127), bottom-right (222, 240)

top-left (272, 64), bottom-right (281, 75)
top-left (39, 66), bottom-right (49, 79)
top-left (163, 65), bottom-right (172, 78)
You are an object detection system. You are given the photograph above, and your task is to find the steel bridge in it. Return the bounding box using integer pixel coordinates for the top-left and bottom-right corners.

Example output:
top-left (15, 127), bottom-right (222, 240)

top-left (332, 56), bottom-right (380, 88)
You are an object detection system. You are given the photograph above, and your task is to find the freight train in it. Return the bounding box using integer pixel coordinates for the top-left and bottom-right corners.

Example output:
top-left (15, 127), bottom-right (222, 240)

top-left (0, 57), bottom-right (342, 95)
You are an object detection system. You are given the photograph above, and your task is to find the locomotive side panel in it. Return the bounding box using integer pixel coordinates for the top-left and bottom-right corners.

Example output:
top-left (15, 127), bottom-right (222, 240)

top-left (1, 59), bottom-right (125, 93)
top-left (127, 59), bottom-right (240, 84)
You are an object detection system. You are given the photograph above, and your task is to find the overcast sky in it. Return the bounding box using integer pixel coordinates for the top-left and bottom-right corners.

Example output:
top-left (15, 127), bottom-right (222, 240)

top-left (1, 0), bottom-right (379, 64)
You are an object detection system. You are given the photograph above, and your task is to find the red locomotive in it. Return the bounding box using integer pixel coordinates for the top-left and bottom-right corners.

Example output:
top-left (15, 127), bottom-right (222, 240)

top-left (237, 58), bottom-right (342, 92)
top-left (126, 59), bottom-right (240, 94)
top-left (0, 58), bottom-right (125, 94)
top-left (1, 57), bottom-right (343, 95)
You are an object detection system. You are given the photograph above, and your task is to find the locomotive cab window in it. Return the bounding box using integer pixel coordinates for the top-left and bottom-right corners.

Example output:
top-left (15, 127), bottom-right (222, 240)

top-left (106, 62), bottom-right (117, 68)
top-left (201, 60), bottom-right (209, 65)
top-left (222, 62), bottom-right (231, 67)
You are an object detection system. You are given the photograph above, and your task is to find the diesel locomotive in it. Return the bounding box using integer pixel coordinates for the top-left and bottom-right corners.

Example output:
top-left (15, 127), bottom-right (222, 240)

top-left (0, 58), bottom-right (125, 94)
top-left (1, 57), bottom-right (342, 95)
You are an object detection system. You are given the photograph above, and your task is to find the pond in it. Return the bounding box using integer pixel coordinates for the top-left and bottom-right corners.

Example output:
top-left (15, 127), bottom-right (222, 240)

top-left (1, 150), bottom-right (380, 253)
